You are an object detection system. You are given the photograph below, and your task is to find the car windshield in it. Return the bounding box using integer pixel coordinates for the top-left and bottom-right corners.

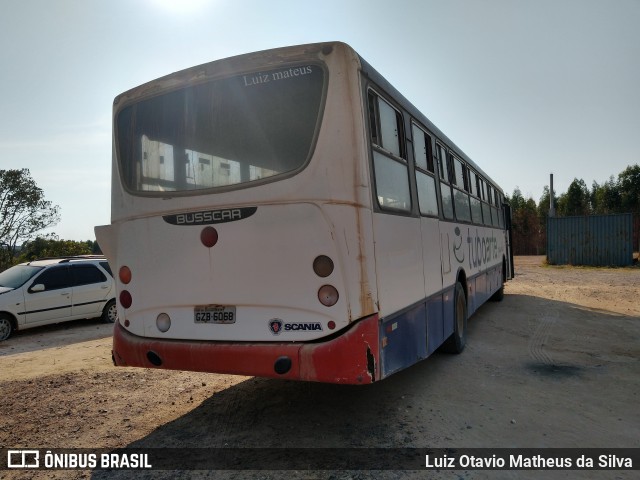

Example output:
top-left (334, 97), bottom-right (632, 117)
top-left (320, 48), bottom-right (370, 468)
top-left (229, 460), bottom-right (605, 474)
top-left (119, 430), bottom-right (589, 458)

top-left (0, 265), bottom-right (44, 289)
top-left (116, 63), bottom-right (326, 194)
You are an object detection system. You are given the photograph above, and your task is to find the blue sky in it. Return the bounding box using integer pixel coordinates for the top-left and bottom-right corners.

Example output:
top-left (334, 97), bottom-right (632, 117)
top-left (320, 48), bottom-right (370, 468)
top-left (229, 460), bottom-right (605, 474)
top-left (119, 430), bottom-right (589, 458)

top-left (1, 0), bottom-right (639, 240)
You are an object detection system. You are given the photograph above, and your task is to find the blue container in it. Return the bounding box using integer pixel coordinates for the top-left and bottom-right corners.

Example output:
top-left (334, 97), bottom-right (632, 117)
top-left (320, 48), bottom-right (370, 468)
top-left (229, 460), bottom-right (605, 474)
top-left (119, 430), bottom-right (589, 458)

top-left (547, 214), bottom-right (633, 266)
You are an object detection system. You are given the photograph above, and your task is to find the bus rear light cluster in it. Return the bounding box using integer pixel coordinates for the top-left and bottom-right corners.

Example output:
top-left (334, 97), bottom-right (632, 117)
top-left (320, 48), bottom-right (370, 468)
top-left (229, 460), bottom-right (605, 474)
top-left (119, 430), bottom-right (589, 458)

top-left (119, 265), bottom-right (133, 310)
top-left (314, 256), bottom-right (338, 307)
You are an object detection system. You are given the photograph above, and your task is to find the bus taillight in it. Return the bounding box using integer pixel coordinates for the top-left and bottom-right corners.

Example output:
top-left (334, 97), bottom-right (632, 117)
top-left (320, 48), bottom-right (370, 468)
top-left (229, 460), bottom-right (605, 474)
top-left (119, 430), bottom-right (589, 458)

top-left (156, 313), bottom-right (171, 332)
top-left (119, 266), bottom-right (132, 284)
top-left (318, 285), bottom-right (339, 307)
top-left (313, 255), bottom-right (334, 277)
top-left (120, 290), bottom-right (132, 309)
top-left (201, 227), bottom-right (218, 248)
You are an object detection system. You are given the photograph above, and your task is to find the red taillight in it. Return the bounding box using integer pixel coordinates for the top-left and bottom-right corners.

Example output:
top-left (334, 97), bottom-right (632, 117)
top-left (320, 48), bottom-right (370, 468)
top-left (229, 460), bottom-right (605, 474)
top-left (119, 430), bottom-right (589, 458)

top-left (318, 285), bottom-right (339, 307)
top-left (201, 227), bottom-right (218, 248)
top-left (119, 266), bottom-right (132, 284)
top-left (328, 320), bottom-right (336, 330)
top-left (120, 290), bottom-right (132, 309)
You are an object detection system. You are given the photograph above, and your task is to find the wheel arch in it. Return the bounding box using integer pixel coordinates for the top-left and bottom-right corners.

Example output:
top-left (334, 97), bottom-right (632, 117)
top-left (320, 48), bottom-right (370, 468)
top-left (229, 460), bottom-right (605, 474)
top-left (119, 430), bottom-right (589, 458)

top-left (0, 311), bottom-right (18, 330)
top-left (455, 267), bottom-right (468, 300)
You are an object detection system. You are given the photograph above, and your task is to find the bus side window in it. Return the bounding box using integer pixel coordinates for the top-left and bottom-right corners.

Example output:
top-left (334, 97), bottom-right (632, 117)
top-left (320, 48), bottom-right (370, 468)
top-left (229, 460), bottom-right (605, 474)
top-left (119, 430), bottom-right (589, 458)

top-left (435, 143), bottom-right (454, 220)
top-left (497, 192), bottom-right (505, 228)
top-left (370, 92), bottom-right (404, 159)
top-left (452, 156), bottom-right (471, 222)
top-left (479, 177), bottom-right (492, 226)
top-left (412, 123), bottom-right (438, 216)
top-left (469, 170), bottom-right (483, 224)
top-left (489, 185), bottom-right (500, 227)
top-left (369, 91), bottom-right (411, 213)
top-left (368, 92), bottom-right (380, 146)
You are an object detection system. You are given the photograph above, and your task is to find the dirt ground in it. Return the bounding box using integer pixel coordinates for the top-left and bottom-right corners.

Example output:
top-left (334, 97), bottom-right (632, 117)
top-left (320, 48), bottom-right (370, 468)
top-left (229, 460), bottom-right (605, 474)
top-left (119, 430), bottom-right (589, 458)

top-left (1, 256), bottom-right (638, 479)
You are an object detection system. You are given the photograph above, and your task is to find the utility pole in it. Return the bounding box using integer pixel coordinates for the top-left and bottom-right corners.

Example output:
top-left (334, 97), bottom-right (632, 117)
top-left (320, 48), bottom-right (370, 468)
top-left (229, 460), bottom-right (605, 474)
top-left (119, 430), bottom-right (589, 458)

top-left (549, 173), bottom-right (556, 217)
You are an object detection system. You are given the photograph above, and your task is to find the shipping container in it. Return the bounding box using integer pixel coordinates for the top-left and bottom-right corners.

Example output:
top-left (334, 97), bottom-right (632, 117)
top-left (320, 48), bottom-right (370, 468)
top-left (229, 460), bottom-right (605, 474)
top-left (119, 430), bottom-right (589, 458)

top-left (547, 214), bottom-right (633, 266)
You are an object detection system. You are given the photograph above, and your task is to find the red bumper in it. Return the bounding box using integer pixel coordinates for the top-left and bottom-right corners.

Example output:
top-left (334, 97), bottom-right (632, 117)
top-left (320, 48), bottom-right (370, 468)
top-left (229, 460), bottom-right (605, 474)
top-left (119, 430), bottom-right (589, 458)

top-left (112, 314), bottom-right (380, 384)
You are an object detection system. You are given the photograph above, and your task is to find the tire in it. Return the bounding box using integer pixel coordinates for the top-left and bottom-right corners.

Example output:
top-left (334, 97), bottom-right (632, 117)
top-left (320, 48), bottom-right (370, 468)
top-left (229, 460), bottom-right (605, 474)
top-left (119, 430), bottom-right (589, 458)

top-left (0, 314), bottom-right (14, 342)
top-left (441, 281), bottom-right (467, 353)
top-left (101, 299), bottom-right (117, 324)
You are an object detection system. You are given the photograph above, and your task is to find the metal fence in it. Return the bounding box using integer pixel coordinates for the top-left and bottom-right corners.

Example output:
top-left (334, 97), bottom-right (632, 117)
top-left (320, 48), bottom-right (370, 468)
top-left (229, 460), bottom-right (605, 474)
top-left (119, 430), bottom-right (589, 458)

top-left (547, 213), bottom-right (634, 266)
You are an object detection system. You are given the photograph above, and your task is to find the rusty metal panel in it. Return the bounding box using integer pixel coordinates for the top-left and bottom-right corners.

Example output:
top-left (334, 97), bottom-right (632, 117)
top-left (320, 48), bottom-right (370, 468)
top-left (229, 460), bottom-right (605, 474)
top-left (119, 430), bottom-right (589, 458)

top-left (547, 214), bottom-right (633, 266)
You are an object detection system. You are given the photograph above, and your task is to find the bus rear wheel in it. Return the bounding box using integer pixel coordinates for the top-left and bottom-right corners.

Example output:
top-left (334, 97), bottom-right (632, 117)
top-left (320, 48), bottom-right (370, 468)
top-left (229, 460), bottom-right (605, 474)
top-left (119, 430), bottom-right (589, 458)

top-left (441, 282), bottom-right (467, 354)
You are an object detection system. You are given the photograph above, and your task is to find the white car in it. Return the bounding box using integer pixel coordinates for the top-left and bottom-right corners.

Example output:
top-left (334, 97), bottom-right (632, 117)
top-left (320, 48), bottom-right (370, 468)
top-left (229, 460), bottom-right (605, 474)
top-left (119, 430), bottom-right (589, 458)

top-left (0, 256), bottom-right (116, 341)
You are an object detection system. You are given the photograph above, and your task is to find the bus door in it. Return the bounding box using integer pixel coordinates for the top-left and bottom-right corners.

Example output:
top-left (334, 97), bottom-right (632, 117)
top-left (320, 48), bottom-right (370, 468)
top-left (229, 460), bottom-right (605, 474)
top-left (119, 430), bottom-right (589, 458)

top-left (503, 203), bottom-right (515, 279)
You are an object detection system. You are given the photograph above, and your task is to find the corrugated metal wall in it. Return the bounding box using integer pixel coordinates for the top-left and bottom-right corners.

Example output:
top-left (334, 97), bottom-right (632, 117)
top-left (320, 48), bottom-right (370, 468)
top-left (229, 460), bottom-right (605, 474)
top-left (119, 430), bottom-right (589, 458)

top-left (547, 214), bottom-right (633, 266)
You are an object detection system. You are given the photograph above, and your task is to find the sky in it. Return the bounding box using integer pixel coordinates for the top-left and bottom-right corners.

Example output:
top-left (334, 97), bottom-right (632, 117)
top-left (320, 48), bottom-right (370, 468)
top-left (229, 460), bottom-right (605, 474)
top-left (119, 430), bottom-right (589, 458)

top-left (1, 0), bottom-right (639, 241)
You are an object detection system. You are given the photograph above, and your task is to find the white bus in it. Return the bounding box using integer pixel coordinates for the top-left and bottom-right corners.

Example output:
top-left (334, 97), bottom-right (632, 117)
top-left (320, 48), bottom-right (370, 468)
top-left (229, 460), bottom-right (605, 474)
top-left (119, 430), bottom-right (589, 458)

top-left (96, 42), bottom-right (513, 384)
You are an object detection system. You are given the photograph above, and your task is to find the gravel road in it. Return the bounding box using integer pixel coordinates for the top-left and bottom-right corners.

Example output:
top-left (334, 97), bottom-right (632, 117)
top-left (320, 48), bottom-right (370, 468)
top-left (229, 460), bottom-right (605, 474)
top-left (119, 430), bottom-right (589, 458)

top-left (1, 256), bottom-right (638, 479)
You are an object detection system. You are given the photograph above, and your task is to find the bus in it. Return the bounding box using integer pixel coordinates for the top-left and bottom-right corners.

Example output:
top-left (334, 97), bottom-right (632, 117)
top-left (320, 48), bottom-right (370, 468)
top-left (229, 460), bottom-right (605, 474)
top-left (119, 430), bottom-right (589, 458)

top-left (95, 41), bottom-right (513, 385)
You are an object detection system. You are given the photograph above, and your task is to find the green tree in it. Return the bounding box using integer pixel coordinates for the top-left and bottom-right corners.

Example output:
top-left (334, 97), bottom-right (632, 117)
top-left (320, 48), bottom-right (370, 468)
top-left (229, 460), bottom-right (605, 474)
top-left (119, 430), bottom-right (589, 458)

top-left (618, 164), bottom-right (640, 213)
top-left (0, 169), bottom-right (60, 269)
top-left (591, 176), bottom-right (621, 214)
top-left (17, 236), bottom-right (92, 262)
top-left (557, 178), bottom-right (590, 216)
top-left (507, 187), bottom-right (544, 254)
top-left (537, 185), bottom-right (558, 222)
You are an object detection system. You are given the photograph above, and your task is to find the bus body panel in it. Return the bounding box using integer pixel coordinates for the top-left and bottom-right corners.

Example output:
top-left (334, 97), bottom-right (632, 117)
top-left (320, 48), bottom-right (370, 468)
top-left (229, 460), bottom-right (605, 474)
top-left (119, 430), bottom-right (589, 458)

top-left (112, 313), bottom-right (380, 384)
top-left (375, 220), bottom-right (506, 378)
top-left (98, 202), bottom-right (379, 342)
top-left (371, 214), bottom-right (424, 318)
top-left (420, 217), bottom-right (444, 297)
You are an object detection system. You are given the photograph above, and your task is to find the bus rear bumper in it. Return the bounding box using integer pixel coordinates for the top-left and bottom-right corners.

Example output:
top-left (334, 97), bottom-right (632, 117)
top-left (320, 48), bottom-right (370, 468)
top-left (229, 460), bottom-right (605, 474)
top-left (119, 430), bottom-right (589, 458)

top-left (112, 314), bottom-right (380, 384)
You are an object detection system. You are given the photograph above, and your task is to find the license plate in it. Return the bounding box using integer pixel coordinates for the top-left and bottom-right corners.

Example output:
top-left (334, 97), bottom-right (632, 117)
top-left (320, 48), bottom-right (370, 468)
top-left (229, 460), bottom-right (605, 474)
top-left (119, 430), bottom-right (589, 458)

top-left (194, 305), bottom-right (236, 324)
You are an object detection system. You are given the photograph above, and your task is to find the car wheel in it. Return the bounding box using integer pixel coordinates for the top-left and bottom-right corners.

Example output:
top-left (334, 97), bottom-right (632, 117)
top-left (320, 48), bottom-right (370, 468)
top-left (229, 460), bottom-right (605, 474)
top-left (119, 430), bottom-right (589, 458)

top-left (102, 299), bottom-right (117, 324)
top-left (0, 314), bottom-right (14, 342)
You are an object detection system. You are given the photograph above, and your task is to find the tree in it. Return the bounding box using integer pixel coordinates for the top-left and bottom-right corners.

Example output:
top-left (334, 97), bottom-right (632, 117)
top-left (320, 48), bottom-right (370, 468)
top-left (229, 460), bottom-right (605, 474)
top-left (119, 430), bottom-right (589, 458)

top-left (537, 185), bottom-right (557, 223)
top-left (17, 236), bottom-right (92, 263)
top-left (591, 176), bottom-right (621, 214)
top-left (507, 187), bottom-right (544, 254)
top-left (618, 164), bottom-right (640, 213)
top-left (0, 169), bottom-right (60, 269)
top-left (557, 178), bottom-right (590, 216)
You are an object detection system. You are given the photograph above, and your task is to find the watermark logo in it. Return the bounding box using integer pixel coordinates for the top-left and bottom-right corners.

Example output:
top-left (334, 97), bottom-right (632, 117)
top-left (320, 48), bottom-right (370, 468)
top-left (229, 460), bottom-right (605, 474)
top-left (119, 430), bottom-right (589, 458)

top-left (7, 450), bottom-right (39, 469)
